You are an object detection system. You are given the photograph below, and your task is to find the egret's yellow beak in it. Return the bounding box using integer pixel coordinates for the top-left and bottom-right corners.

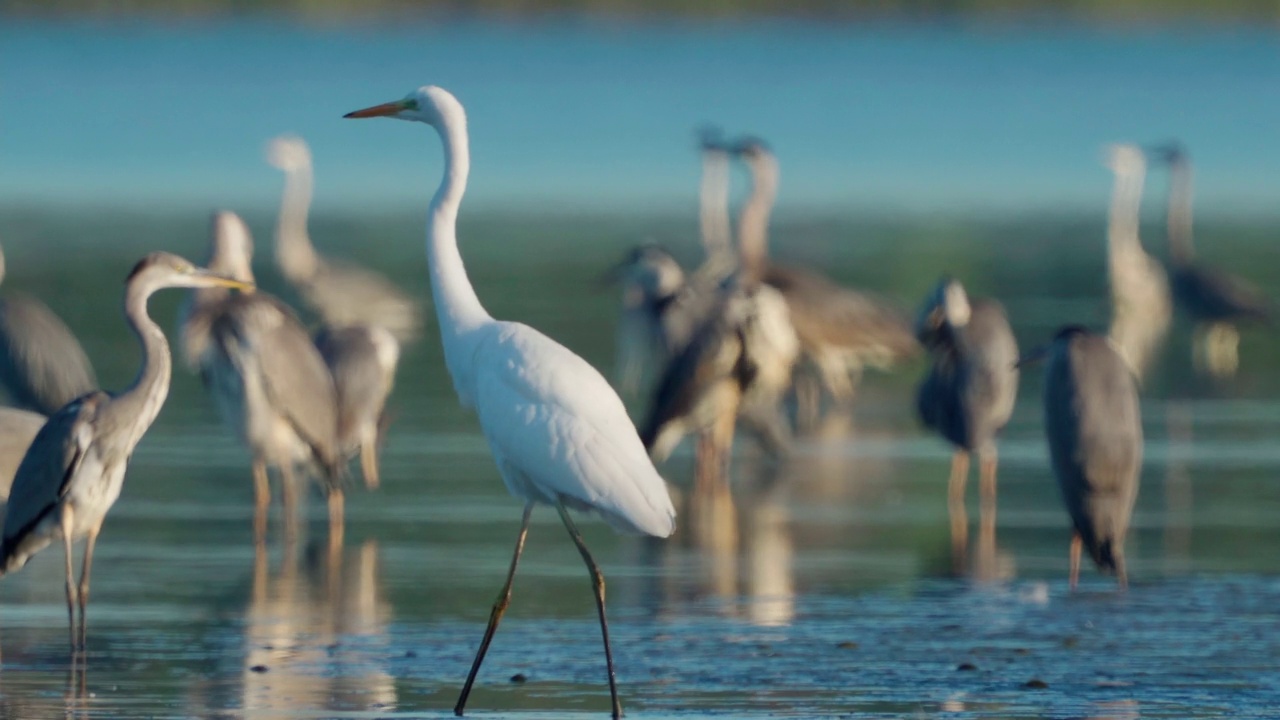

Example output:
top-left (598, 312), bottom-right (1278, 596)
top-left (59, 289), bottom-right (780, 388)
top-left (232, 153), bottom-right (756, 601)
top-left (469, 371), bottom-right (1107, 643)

top-left (344, 100), bottom-right (406, 119)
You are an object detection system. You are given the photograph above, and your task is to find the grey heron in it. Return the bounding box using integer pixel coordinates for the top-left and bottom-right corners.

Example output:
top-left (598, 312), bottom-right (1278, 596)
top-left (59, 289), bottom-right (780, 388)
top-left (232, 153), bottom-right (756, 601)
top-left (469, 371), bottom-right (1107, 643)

top-left (314, 324), bottom-right (399, 490)
top-left (346, 86), bottom-right (675, 720)
top-left (0, 252), bottom-right (251, 650)
top-left (179, 211), bottom-right (345, 542)
top-left (267, 134), bottom-right (423, 345)
top-left (915, 277), bottom-right (1019, 559)
top-left (1025, 325), bottom-right (1142, 590)
top-left (732, 138), bottom-right (918, 420)
top-left (1148, 142), bottom-right (1270, 376)
top-left (0, 243), bottom-right (98, 415)
top-left (1104, 143), bottom-right (1172, 383)
top-left (606, 129), bottom-right (738, 399)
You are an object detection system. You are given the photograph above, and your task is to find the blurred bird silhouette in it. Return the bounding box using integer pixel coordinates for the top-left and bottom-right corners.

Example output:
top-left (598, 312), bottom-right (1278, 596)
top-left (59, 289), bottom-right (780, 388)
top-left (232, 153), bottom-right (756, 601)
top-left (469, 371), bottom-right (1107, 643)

top-left (179, 212), bottom-right (344, 543)
top-left (0, 243), bottom-right (97, 415)
top-left (914, 277), bottom-right (1018, 565)
top-left (1148, 142), bottom-right (1270, 377)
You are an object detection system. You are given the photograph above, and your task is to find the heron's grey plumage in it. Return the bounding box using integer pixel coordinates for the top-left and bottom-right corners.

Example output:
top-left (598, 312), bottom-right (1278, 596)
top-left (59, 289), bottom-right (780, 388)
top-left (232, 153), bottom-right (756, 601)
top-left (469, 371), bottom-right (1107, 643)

top-left (315, 324), bottom-right (398, 489)
top-left (181, 212), bottom-right (343, 538)
top-left (1041, 326), bottom-right (1142, 587)
top-left (0, 407), bottom-right (45, 502)
top-left (0, 244), bottom-right (97, 415)
top-left (916, 278), bottom-right (1019, 457)
top-left (0, 252), bottom-right (251, 650)
top-left (267, 134), bottom-right (422, 344)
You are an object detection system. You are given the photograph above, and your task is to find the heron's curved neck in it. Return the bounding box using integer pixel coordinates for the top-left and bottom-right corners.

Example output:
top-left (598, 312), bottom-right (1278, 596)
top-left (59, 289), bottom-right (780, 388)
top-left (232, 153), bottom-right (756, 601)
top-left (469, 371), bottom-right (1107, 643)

top-left (428, 105), bottom-right (492, 368)
top-left (276, 166), bottom-right (320, 283)
top-left (1107, 169), bottom-right (1145, 262)
top-left (738, 155), bottom-right (778, 281)
top-left (110, 283), bottom-right (173, 449)
top-left (1167, 160), bottom-right (1195, 264)
top-left (699, 149), bottom-right (732, 260)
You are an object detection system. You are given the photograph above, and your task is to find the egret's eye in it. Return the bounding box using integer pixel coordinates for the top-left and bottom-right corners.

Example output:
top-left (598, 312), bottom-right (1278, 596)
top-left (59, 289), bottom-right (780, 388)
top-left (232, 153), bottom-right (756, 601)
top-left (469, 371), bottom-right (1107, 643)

top-left (402, 98), bottom-right (420, 111)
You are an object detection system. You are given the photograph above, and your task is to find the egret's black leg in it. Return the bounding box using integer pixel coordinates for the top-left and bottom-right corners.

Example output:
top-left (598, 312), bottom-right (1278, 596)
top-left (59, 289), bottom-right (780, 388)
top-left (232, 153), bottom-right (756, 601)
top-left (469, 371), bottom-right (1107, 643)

top-left (455, 501), bottom-right (535, 717)
top-left (556, 501), bottom-right (623, 720)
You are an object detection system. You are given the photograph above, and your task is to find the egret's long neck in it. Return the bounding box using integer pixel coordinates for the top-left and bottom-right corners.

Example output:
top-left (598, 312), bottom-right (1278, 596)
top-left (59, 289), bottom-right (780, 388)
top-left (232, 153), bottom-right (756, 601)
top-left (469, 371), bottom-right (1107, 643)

top-left (428, 106), bottom-right (491, 350)
top-left (109, 283), bottom-right (173, 450)
top-left (699, 149), bottom-right (731, 260)
top-left (275, 165), bottom-right (320, 283)
top-left (738, 155), bottom-right (778, 282)
top-left (1167, 159), bottom-right (1195, 264)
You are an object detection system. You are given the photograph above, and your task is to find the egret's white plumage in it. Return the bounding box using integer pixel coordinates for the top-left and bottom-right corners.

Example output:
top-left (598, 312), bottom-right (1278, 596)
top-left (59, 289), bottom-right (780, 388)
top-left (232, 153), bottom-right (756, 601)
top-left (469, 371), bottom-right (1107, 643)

top-left (345, 84), bottom-right (674, 720)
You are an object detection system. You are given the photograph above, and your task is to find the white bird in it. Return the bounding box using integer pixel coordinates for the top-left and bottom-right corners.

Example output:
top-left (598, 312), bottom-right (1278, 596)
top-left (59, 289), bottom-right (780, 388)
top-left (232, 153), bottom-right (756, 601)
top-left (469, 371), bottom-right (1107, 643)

top-left (0, 253), bottom-right (251, 651)
top-left (345, 85), bottom-right (676, 720)
top-left (267, 134), bottom-right (423, 345)
top-left (1103, 144), bottom-right (1171, 383)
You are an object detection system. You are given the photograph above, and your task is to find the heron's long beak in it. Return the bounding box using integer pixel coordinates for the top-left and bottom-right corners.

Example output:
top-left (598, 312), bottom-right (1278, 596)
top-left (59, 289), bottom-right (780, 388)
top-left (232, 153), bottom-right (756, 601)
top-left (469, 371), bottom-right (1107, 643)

top-left (196, 269), bottom-right (255, 294)
top-left (1014, 345), bottom-right (1050, 369)
top-left (344, 100), bottom-right (405, 119)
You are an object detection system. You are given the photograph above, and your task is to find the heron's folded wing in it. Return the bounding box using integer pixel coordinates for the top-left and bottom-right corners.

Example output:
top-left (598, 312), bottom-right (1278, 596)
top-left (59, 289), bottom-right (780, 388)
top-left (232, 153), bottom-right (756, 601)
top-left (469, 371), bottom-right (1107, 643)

top-left (255, 306), bottom-right (342, 462)
top-left (1, 392), bottom-right (104, 551)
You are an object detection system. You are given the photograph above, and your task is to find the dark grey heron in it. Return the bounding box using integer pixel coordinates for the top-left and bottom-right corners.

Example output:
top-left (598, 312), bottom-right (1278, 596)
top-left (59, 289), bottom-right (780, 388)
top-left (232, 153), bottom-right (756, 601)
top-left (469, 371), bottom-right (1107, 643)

top-left (1103, 143), bottom-right (1171, 383)
top-left (347, 86), bottom-right (677, 720)
top-left (1025, 325), bottom-right (1142, 590)
top-left (179, 212), bottom-right (344, 542)
top-left (0, 243), bottom-right (98, 415)
top-left (915, 277), bottom-right (1019, 557)
top-left (732, 138), bottom-right (918, 420)
top-left (267, 134), bottom-right (422, 345)
top-left (1147, 142), bottom-right (1270, 376)
top-left (314, 324), bottom-right (399, 490)
top-left (0, 252), bottom-right (251, 650)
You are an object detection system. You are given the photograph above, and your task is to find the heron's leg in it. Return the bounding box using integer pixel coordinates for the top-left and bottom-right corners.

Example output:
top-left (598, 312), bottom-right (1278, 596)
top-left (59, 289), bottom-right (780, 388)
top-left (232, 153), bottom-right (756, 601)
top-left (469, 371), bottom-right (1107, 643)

top-left (75, 523), bottom-right (100, 651)
top-left (280, 463), bottom-right (299, 540)
top-left (455, 501), bottom-right (535, 718)
top-left (328, 488), bottom-right (345, 560)
top-left (979, 450), bottom-right (998, 521)
top-left (555, 502), bottom-right (622, 720)
top-left (252, 459), bottom-right (270, 544)
top-left (60, 506), bottom-right (77, 653)
top-left (948, 451), bottom-right (970, 568)
top-left (1069, 533), bottom-right (1082, 591)
top-left (360, 425), bottom-right (380, 490)
top-left (1114, 548), bottom-right (1128, 592)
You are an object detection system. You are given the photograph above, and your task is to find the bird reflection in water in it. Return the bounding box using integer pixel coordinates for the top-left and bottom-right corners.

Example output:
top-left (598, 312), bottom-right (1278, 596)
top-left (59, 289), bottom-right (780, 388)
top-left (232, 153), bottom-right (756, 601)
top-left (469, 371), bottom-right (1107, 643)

top-left (242, 537), bottom-right (395, 717)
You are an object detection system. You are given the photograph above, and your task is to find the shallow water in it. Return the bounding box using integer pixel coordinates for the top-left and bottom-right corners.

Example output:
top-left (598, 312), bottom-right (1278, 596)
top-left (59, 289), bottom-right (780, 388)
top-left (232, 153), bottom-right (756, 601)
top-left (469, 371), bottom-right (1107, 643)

top-left (0, 203), bottom-right (1278, 717)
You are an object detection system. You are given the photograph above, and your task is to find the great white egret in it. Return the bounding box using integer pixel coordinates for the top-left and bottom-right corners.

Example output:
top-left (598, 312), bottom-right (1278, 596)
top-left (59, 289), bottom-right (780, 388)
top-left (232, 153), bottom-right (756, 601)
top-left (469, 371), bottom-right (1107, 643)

top-left (0, 252), bottom-right (252, 651)
top-left (345, 85), bottom-right (675, 720)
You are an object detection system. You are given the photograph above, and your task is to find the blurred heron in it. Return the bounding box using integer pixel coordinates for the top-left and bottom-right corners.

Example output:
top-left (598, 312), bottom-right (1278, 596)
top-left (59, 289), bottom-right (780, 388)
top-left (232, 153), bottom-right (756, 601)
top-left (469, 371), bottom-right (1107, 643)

top-left (1026, 325), bottom-right (1142, 590)
top-left (179, 212), bottom-right (344, 542)
top-left (267, 134), bottom-right (422, 344)
top-left (0, 243), bottom-right (97, 415)
top-left (1103, 143), bottom-right (1171, 383)
top-left (346, 86), bottom-right (675, 720)
top-left (732, 138), bottom-right (918, 421)
top-left (1148, 142), bottom-right (1270, 376)
top-left (0, 408), bottom-right (46, 503)
top-left (915, 277), bottom-right (1018, 555)
top-left (607, 129), bottom-right (737, 398)
top-left (314, 324), bottom-right (399, 490)
top-left (0, 252), bottom-right (251, 651)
